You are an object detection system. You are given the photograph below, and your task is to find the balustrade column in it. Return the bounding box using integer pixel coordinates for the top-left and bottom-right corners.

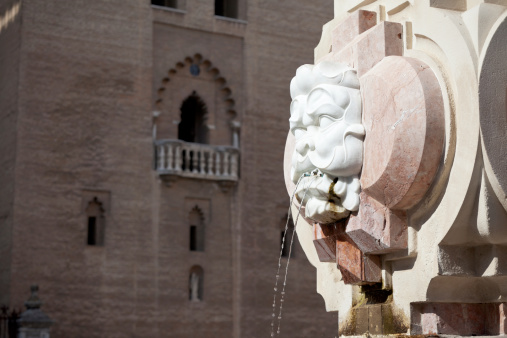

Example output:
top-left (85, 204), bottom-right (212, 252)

top-left (167, 144), bottom-right (173, 170)
top-left (215, 152), bottom-right (221, 176)
top-left (192, 149), bottom-right (199, 173)
top-left (207, 150), bottom-right (214, 175)
top-left (223, 152), bottom-right (230, 177)
top-left (157, 145), bottom-right (165, 170)
top-left (155, 141), bottom-right (239, 181)
top-left (199, 150), bottom-right (206, 174)
top-left (182, 147), bottom-right (189, 172)
top-left (175, 145), bottom-right (182, 171)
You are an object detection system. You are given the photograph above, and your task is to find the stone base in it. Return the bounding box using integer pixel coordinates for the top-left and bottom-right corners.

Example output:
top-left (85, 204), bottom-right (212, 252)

top-left (340, 301), bottom-right (409, 336)
top-left (18, 327), bottom-right (50, 338)
top-left (411, 302), bottom-right (507, 336)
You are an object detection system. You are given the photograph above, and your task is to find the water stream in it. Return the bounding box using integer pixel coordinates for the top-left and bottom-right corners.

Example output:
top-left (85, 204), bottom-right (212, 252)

top-left (271, 171), bottom-right (320, 336)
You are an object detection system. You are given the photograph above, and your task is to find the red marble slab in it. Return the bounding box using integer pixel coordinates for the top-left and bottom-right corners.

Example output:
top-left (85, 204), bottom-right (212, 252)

top-left (332, 10), bottom-right (377, 53)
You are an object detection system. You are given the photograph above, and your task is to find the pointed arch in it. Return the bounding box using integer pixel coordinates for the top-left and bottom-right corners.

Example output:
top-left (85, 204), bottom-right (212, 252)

top-left (155, 53), bottom-right (237, 118)
top-left (153, 53), bottom-right (240, 146)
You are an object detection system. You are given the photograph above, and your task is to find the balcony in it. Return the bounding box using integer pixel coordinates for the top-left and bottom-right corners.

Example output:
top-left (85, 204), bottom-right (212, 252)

top-left (155, 139), bottom-right (239, 183)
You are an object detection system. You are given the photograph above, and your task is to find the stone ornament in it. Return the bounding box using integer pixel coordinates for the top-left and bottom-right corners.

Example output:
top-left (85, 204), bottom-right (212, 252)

top-left (289, 62), bottom-right (365, 224)
top-left (285, 2), bottom-right (507, 336)
top-left (347, 55), bottom-right (445, 255)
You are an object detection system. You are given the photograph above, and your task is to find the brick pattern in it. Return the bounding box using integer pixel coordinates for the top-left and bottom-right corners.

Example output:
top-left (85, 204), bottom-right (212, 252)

top-left (1, 0), bottom-right (337, 337)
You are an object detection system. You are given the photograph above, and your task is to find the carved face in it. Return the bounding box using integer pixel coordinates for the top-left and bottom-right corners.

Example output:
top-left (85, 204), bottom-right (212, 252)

top-left (289, 62), bottom-right (364, 223)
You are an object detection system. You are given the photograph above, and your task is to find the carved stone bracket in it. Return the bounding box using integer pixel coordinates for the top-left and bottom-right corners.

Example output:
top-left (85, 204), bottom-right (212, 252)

top-left (313, 221), bottom-right (381, 285)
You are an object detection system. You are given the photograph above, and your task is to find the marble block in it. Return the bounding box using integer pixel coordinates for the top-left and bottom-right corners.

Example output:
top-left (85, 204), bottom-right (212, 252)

top-left (411, 302), bottom-right (507, 335)
top-left (332, 10), bottom-right (377, 53)
top-left (346, 193), bottom-right (407, 254)
top-left (360, 56), bottom-right (445, 210)
top-left (324, 21), bottom-right (403, 77)
top-left (312, 221), bottom-right (381, 284)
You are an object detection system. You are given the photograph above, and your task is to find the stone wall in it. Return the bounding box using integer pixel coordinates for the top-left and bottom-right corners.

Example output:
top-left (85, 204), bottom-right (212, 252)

top-left (9, 0), bottom-right (154, 336)
top-left (0, 0), bottom-right (21, 306)
top-left (1, 0), bottom-right (338, 337)
top-left (240, 1), bottom-right (337, 337)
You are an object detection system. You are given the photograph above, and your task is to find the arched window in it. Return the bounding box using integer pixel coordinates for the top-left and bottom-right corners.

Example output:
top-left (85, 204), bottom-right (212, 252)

top-left (189, 207), bottom-right (205, 251)
top-left (215, 0), bottom-right (238, 18)
top-left (178, 93), bottom-right (208, 144)
top-left (86, 197), bottom-right (105, 246)
top-left (189, 266), bottom-right (204, 301)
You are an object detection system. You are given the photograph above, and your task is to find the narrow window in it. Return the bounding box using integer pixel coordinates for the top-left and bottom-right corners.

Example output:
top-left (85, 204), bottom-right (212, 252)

top-left (151, 0), bottom-right (177, 8)
top-left (190, 225), bottom-right (197, 251)
top-left (85, 197), bottom-right (105, 246)
top-left (178, 92), bottom-right (208, 144)
top-left (215, 0), bottom-right (238, 18)
top-left (189, 266), bottom-right (204, 301)
top-left (87, 217), bottom-right (97, 245)
top-left (189, 207), bottom-right (204, 251)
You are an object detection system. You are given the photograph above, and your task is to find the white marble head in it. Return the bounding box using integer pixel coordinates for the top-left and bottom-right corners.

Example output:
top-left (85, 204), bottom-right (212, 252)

top-left (289, 61), bottom-right (364, 224)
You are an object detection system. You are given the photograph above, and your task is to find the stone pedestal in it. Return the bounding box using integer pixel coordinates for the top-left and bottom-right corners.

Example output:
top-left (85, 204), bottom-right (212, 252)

top-left (285, 0), bottom-right (507, 335)
top-left (18, 327), bottom-right (50, 338)
top-left (17, 286), bottom-right (52, 338)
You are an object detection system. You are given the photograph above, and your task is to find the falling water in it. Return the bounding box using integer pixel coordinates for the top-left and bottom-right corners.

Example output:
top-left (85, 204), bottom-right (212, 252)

top-left (271, 171), bottom-right (319, 337)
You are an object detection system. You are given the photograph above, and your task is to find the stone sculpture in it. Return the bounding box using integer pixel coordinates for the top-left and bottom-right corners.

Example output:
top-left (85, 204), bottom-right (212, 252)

top-left (284, 1), bottom-right (507, 336)
top-left (289, 62), bottom-right (364, 224)
top-left (190, 272), bottom-right (200, 302)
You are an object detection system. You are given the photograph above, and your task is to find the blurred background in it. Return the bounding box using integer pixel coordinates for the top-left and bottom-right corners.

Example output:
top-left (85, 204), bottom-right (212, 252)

top-left (0, 0), bottom-right (336, 336)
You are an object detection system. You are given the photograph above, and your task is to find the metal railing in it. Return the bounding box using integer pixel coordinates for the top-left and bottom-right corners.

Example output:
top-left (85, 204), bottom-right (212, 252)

top-left (0, 306), bottom-right (18, 338)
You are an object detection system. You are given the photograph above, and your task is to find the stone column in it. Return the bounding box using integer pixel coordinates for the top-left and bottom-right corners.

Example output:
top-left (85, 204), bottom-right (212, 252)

top-left (17, 285), bottom-right (52, 338)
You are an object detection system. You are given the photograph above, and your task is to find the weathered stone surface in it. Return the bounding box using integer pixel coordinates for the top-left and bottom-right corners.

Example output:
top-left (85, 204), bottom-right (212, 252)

top-left (368, 304), bottom-right (383, 334)
top-left (313, 222), bottom-right (341, 263)
top-left (411, 302), bottom-right (507, 335)
top-left (355, 306), bottom-right (369, 334)
top-left (312, 221), bottom-right (381, 284)
top-left (336, 237), bottom-right (381, 285)
top-left (347, 302), bottom-right (409, 335)
top-left (346, 193), bottom-right (407, 254)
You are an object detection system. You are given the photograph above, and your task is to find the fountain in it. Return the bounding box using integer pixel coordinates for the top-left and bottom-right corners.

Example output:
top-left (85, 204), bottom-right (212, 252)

top-left (282, 1), bottom-right (507, 336)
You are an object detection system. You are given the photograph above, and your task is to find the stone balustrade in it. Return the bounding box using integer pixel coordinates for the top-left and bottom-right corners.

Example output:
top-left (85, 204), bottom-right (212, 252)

top-left (155, 139), bottom-right (239, 181)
